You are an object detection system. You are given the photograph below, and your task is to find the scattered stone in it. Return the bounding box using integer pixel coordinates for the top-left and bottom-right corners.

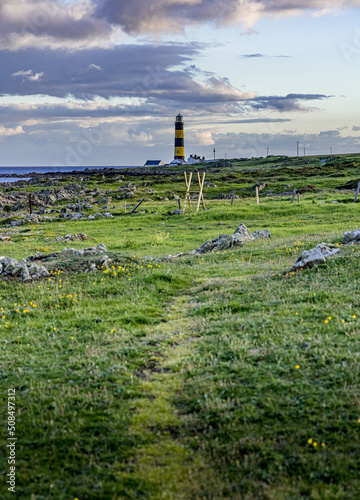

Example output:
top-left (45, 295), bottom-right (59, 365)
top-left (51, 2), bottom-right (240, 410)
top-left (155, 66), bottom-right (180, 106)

top-left (173, 209), bottom-right (181, 215)
top-left (291, 243), bottom-right (340, 272)
top-left (55, 233), bottom-right (93, 243)
top-left (342, 229), bottom-right (360, 245)
top-left (70, 213), bottom-right (83, 220)
top-left (61, 242), bottom-right (107, 257)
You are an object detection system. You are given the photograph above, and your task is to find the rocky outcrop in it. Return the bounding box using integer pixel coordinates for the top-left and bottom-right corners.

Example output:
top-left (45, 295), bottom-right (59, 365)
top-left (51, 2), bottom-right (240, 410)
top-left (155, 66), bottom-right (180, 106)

top-left (196, 223), bottom-right (254, 254)
top-left (341, 229), bottom-right (360, 245)
top-left (0, 256), bottom-right (49, 281)
top-left (291, 243), bottom-right (340, 272)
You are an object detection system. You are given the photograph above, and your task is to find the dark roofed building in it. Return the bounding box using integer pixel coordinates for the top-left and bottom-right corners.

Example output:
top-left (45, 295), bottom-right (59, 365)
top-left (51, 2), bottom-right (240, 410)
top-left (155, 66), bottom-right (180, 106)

top-left (144, 160), bottom-right (164, 167)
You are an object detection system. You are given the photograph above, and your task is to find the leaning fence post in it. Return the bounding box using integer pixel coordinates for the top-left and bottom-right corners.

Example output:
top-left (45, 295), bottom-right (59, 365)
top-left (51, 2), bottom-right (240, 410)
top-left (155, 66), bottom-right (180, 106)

top-left (256, 186), bottom-right (259, 205)
top-left (130, 198), bottom-right (145, 214)
top-left (354, 182), bottom-right (360, 203)
top-left (291, 188), bottom-right (297, 203)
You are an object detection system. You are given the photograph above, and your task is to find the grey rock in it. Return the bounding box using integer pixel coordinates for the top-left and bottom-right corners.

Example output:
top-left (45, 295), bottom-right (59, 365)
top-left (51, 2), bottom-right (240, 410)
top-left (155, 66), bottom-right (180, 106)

top-left (342, 229), bottom-right (360, 245)
top-left (38, 266), bottom-right (49, 277)
top-left (0, 257), bottom-right (17, 267)
top-left (196, 240), bottom-right (214, 254)
top-left (11, 264), bottom-right (24, 276)
top-left (315, 243), bottom-right (340, 258)
top-left (28, 264), bottom-right (39, 275)
top-left (19, 265), bottom-right (30, 278)
top-left (196, 223), bottom-right (254, 254)
top-left (173, 209), bottom-right (181, 215)
top-left (212, 234), bottom-right (234, 251)
top-left (96, 243), bottom-right (107, 253)
top-left (4, 263), bottom-right (17, 274)
top-left (291, 248), bottom-right (325, 271)
top-left (233, 223), bottom-right (254, 242)
top-left (25, 214), bottom-right (41, 223)
top-left (291, 243), bottom-right (340, 272)
top-left (88, 215), bottom-right (95, 220)
top-left (252, 229), bottom-right (271, 239)
top-left (103, 212), bottom-right (113, 218)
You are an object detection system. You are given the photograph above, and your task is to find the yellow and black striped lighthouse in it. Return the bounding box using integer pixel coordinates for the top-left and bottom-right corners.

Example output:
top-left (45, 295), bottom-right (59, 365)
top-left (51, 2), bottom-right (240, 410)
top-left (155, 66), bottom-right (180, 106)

top-left (174, 113), bottom-right (185, 161)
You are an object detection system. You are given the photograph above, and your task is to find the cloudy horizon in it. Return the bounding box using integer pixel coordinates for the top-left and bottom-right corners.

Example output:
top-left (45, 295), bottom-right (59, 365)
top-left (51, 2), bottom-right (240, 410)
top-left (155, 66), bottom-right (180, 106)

top-left (0, 0), bottom-right (360, 166)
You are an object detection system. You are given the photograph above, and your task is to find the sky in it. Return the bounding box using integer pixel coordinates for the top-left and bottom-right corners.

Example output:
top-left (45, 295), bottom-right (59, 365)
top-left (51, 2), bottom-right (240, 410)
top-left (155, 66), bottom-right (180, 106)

top-left (0, 0), bottom-right (360, 166)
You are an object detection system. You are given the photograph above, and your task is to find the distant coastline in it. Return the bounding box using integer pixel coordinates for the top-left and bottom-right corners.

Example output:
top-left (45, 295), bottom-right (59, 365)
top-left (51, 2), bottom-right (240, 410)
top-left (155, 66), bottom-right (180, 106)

top-left (0, 166), bottom-right (143, 183)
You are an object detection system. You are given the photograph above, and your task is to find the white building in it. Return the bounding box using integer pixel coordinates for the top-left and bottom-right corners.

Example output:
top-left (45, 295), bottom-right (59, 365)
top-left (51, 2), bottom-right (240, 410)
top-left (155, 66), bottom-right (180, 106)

top-left (187, 154), bottom-right (204, 164)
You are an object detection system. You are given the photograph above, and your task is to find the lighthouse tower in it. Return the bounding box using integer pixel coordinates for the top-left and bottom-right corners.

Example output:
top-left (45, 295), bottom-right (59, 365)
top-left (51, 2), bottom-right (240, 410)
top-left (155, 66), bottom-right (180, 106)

top-left (174, 113), bottom-right (185, 161)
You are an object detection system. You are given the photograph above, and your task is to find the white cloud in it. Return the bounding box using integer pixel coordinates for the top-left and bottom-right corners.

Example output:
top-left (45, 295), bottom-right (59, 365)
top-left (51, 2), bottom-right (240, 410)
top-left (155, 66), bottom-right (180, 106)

top-left (190, 130), bottom-right (215, 146)
top-left (12, 69), bottom-right (44, 81)
top-left (0, 125), bottom-right (24, 137)
top-left (88, 63), bottom-right (103, 70)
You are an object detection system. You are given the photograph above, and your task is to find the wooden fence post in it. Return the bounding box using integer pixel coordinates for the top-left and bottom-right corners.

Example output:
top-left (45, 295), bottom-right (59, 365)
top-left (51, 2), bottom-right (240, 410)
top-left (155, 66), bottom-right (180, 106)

top-left (29, 193), bottom-right (32, 214)
top-left (256, 186), bottom-right (259, 205)
top-left (196, 172), bottom-right (206, 213)
top-left (231, 188), bottom-right (235, 206)
top-left (354, 182), bottom-right (360, 203)
top-left (130, 198), bottom-right (145, 214)
top-left (291, 188), bottom-right (297, 203)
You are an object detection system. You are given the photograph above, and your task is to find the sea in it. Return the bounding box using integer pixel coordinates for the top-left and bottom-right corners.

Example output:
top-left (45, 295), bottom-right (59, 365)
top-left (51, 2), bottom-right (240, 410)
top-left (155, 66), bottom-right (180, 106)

top-left (0, 166), bottom-right (141, 183)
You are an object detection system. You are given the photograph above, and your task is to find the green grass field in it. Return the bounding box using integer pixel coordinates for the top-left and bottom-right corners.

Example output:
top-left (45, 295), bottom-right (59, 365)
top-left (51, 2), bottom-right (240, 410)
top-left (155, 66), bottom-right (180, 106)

top-left (1, 154), bottom-right (360, 499)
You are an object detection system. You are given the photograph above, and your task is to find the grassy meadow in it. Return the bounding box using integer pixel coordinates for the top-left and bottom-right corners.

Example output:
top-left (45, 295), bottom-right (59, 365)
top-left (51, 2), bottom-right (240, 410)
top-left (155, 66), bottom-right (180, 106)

top-left (1, 154), bottom-right (360, 499)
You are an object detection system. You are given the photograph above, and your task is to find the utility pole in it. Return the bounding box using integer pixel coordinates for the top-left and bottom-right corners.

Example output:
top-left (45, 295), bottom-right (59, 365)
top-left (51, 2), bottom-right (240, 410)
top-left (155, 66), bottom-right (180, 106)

top-left (330, 146), bottom-right (333, 155)
top-left (303, 147), bottom-right (306, 156)
top-left (297, 141), bottom-right (299, 157)
top-left (267, 147), bottom-right (269, 157)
